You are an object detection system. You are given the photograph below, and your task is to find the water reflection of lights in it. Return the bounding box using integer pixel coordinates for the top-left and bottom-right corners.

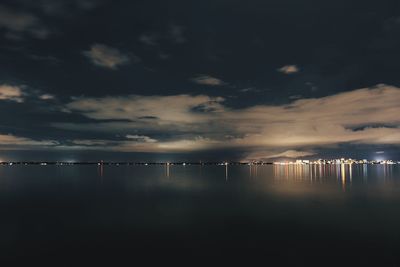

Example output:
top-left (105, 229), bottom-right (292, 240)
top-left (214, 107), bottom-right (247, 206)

top-left (165, 162), bottom-right (170, 178)
top-left (249, 164), bottom-right (258, 178)
top-left (273, 164), bottom-right (315, 182)
top-left (97, 163), bottom-right (104, 184)
top-left (363, 164), bottom-right (368, 181)
top-left (382, 164), bottom-right (393, 183)
top-left (273, 164), bottom-right (396, 188)
top-left (340, 163), bottom-right (346, 191)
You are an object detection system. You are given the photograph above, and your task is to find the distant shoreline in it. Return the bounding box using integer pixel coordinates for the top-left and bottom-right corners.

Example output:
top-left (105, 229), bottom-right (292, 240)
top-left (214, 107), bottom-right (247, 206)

top-left (0, 161), bottom-right (398, 166)
top-left (0, 162), bottom-right (272, 166)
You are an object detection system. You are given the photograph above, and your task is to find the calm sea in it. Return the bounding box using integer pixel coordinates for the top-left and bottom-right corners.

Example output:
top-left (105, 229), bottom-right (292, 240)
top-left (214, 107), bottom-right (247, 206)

top-left (0, 164), bottom-right (399, 265)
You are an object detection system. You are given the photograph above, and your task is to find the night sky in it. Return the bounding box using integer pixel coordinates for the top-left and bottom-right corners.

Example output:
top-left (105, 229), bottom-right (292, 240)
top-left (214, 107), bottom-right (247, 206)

top-left (0, 0), bottom-right (399, 161)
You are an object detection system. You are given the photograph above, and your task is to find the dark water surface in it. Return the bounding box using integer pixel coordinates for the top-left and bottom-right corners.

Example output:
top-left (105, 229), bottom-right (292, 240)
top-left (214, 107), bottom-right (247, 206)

top-left (1, 164), bottom-right (400, 265)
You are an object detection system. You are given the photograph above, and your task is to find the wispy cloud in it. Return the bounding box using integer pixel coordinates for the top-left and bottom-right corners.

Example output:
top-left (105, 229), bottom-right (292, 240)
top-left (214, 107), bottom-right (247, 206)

top-left (0, 133), bottom-right (58, 148)
top-left (83, 44), bottom-right (133, 70)
top-left (39, 94), bottom-right (55, 100)
top-left (278, 65), bottom-right (299, 74)
top-left (70, 139), bottom-right (109, 146)
top-left (0, 85), bottom-right (24, 103)
top-left (239, 87), bottom-right (262, 93)
top-left (126, 135), bottom-right (157, 143)
top-left (191, 75), bottom-right (226, 86)
top-left (244, 150), bottom-right (316, 161)
top-left (139, 34), bottom-right (159, 46)
top-left (0, 1), bottom-right (104, 41)
top-left (0, 84), bottom-right (57, 103)
top-left (169, 24), bottom-right (186, 44)
top-left (64, 94), bottom-right (224, 124)
top-left (20, 0), bottom-right (103, 16)
top-left (0, 5), bottom-right (49, 40)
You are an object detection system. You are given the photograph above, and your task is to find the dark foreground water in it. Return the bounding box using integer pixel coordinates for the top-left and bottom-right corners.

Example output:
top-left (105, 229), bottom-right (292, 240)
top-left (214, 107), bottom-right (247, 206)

top-left (1, 164), bottom-right (400, 266)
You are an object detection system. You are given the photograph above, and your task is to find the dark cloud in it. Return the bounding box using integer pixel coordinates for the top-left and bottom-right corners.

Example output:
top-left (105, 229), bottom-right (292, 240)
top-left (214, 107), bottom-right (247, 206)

top-left (0, 5), bottom-right (49, 40)
top-left (0, 0), bottom-right (400, 160)
top-left (14, 0), bottom-right (103, 15)
top-left (168, 24), bottom-right (186, 44)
